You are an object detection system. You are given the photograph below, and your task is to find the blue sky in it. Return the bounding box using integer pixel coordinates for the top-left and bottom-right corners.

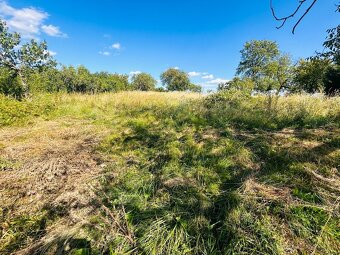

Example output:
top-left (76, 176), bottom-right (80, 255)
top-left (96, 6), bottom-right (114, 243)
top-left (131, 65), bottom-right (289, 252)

top-left (0, 0), bottom-right (339, 90)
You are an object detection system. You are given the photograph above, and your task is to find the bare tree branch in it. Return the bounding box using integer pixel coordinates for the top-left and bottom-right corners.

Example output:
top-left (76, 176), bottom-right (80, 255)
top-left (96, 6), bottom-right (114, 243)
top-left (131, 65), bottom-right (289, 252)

top-left (270, 0), bottom-right (318, 34)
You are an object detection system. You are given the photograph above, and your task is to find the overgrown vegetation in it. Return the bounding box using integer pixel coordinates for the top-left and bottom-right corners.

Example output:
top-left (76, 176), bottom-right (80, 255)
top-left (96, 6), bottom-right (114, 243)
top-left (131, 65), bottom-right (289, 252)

top-left (0, 92), bottom-right (339, 254)
top-left (0, 3), bottom-right (339, 254)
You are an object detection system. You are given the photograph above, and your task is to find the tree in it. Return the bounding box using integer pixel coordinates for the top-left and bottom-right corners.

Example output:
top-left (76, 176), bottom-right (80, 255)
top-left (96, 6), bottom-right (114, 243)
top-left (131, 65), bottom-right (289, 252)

top-left (41, 67), bottom-right (66, 92)
top-left (324, 65), bottom-right (340, 95)
top-left (316, 6), bottom-right (340, 95)
top-left (0, 20), bottom-right (55, 97)
top-left (60, 65), bottom-right (77, 93)
top-left (236, 40), bottom-right (293, 94)
top-left (160, 68), bottom-right (191, 91)
top-left (218, 77), bottom-right (254, 94)
top-left (93, 72), bottom-right (129, 92)
top-left (76, 65), bottom-right (95, 93)
top-left (0, 66), bottom-right (22, 98)
top-left (131, 72), bottom-right (157, 91)
top-left (292, 58), bottom-right (331, 93)
top-left (322, 25), bottom-right (340, 65)
top-left (188, 83), bottom-right (202, 93)
top-left (313, 5), bottom-right (340, 65)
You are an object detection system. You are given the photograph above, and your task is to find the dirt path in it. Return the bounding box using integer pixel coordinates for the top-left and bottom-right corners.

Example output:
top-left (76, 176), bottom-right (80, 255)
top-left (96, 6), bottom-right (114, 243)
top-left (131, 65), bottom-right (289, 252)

top-left (0, 120), bottom-right (109, 254)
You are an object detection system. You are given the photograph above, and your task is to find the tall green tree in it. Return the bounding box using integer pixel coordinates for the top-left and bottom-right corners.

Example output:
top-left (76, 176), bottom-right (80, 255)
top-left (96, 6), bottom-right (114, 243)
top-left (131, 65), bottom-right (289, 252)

top-left (0, 20), bottom-right (56, 97)
top-left (131, 72), bottom-right (157, 91)
top-left (236, 40), bottom-right (293, 93)
top-left (160, 68), bottom-right (191, 91)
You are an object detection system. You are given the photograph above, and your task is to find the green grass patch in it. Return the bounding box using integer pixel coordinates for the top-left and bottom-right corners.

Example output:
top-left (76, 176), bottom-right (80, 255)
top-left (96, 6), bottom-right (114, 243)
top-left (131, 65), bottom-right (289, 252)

top-left (1, 92), bottom-right (339, 254)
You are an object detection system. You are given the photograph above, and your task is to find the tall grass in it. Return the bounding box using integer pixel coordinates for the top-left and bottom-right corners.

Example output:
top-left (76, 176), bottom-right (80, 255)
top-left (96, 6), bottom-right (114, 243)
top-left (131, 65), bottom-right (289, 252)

top-left (1, 91), bottom-right (338, 129)
top-left (1, 91), bottom-right (339, 254)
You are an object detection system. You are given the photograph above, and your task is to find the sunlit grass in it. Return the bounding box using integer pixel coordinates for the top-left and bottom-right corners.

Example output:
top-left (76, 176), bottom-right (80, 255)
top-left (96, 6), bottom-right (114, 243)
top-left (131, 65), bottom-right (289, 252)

top-left (0, 91), bottom-right (339, 254)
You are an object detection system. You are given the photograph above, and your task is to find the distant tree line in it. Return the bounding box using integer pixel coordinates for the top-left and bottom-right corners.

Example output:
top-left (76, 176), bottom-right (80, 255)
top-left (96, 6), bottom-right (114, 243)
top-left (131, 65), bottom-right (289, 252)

top-left (0, 20), bottom-right (201, 98)
top-left (1, 14), bottom-right (339, 98)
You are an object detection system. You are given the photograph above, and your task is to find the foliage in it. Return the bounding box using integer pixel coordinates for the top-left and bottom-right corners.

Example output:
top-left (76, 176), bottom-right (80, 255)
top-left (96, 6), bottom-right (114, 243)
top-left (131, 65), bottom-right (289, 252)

top-left (188, 83), bottom-right (202, 93)
top-left (236, 40), bottom-right (293, 93)
top-left (0, 94), bottom-right (55, 126)
top-left (217, 77), bottom-right (254, 94)
top-left (93, 71), bottom-right (130, 92)
top-left (160, 68), bottom-right (191, 91)
top-left (323, 25), bottom-right (340, 65)
top-left (292, 58), bottom-right (332, 93)
top-left (0, 19), bottom-right (55, 96)
top-left (131, 72), bottom-right (157, 91)
top-left (320, 3), bottom-right (340, 65)
top-left (0, 67), bottom-right (23, 98)
top-left (324, 65), bottom-right (340, 95)
top-left (22, 66), bottom-right (130, 94)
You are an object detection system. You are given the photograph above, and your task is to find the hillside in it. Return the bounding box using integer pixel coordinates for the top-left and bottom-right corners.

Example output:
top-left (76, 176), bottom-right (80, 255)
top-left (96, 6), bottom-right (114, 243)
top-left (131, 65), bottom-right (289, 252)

top-left (0, 92), bottom-right (339, 255)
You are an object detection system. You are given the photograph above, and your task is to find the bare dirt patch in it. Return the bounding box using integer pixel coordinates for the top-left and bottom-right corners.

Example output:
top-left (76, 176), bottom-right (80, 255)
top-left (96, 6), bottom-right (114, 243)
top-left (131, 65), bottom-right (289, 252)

top-left (0, 120), bottom-right (109, 254)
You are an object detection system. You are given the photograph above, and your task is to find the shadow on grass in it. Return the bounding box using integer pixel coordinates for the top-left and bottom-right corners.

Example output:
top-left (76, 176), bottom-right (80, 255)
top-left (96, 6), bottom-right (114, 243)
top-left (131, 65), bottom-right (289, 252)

top-left (97, 116), bottom-right (258, 254)
top-left (97, 113), bottom-right (339, 254)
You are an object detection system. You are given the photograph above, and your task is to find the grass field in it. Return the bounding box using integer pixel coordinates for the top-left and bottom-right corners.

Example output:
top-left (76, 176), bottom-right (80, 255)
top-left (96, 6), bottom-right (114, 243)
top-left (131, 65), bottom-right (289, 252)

top-left (0, 91), bottom-right (339, 254)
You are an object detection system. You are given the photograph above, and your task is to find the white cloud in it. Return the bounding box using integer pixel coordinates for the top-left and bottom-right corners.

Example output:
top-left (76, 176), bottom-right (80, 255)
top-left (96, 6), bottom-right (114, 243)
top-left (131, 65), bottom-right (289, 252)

top-left (41, 24), bottom-right (66, 37)
top-left (188, 71), bottom-right (201, 77)
top-left (206, 78), bottom-right (229, 84)
top-left (202, 74), bottom-right (214, 79)
top-left (129, 71), bottom-right (142, 76)
top-left (99, 51), bottom-right (111, 56)
top-left (0, 1), bottom-right (65, 38)
top-left (112, 42), bottom-right (121, 50)
top-left (173, 66), bottom-right (179, 70)
top-left (47, 50), bottom-right (57, 56)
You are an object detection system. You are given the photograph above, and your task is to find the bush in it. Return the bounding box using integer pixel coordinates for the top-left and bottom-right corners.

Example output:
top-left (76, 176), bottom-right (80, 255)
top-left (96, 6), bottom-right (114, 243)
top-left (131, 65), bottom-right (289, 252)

top-left (324, 65), bottom-right (340, 95)
top-left (0, 68), bottom-right (23, 99)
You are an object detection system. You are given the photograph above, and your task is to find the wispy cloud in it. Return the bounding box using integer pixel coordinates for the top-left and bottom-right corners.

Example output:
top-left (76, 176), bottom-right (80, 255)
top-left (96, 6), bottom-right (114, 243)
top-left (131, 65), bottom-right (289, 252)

top-left (99, 41), bottom-right (122, 56)
top-left (129, 71), bottom-right (142, 76)
top-left (188, 71), bottom-right (215, 79)
top-left (202, 74), bottom-right (214, 79)
top-left (0, 1), bottom-right (66, 38)
top-left (112, 42), bottom-right (121, 50)
top-left (41, 24), bottom-right (66, 37)
top-left (47, 50), bottom-right (57, 56)
top-left (99, 51), bottom-right (111, 56)
top-left (188, 71), bottom-right (201, 77)
top-left (206, 78), bottom-right (229, 84)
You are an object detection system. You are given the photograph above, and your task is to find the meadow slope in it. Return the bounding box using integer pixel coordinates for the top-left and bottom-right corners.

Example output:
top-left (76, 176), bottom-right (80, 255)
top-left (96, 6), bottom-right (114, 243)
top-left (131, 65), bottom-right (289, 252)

top-left (0, 92), bottom-right (339, 255)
